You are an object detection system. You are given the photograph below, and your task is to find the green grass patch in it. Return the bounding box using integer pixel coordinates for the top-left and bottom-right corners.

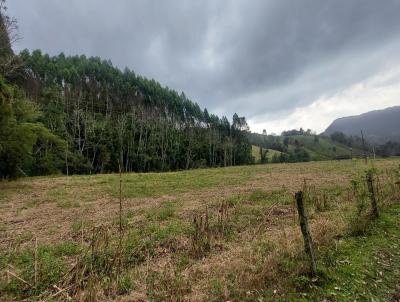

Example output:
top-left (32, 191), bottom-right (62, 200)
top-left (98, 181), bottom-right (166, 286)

top-left (308, 204), bottom-right (400, 301)
top-left (0, 241), bottom-right (81, 299)
top-left (146, 201), bottom-right (177, 221)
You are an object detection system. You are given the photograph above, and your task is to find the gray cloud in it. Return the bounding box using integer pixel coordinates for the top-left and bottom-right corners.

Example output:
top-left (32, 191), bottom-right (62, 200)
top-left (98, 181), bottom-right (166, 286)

top-left (8, 0), bottom-right (400, 131)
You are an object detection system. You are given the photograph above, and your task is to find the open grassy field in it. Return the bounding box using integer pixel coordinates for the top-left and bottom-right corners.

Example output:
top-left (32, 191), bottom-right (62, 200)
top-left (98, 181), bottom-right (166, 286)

top-left (1, 158), bottom-right (400, 301)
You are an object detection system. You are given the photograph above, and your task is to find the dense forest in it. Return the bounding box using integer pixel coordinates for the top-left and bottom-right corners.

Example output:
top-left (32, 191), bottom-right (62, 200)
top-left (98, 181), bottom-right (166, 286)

top-left (0, 6), bottom-right (252, 179)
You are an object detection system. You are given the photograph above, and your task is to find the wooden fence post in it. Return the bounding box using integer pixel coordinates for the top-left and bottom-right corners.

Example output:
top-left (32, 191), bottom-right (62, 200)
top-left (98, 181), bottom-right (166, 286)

top-left (361, 130), bottom-right (368, 164)
top-left (366, 171), bottom-right (379, 219)
top-left (295, 191), bottom-right (317, 276)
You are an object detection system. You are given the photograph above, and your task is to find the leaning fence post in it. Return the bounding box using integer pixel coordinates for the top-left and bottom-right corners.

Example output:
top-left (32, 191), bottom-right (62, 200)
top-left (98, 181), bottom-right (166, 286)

top-left (366, 171), bottom-right (379, 219)
top-left (295, 191), bottom-right (317, 276)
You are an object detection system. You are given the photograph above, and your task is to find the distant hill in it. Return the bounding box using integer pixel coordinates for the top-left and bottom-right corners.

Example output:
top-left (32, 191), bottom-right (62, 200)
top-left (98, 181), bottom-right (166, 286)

top-left (323, 106), bottom-right (400, 144)
top-left (285, 135), bottom-right (354, 160)
top-left (249, 133), bottom-right (355, 163)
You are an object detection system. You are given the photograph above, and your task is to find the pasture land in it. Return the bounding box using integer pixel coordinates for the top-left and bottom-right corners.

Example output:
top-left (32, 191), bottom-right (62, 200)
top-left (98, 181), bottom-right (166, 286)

top-left (1, 158), bottom-right (400, 301)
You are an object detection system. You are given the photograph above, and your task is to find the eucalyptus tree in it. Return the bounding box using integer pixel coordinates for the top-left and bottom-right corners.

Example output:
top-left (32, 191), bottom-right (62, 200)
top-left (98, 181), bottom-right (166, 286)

top-left (15, 50), bottom-right (253, 174)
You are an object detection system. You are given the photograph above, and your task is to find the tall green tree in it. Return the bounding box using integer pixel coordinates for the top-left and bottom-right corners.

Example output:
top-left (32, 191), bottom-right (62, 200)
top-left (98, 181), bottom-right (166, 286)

top-left (0, 76), bottom-right (67, 178)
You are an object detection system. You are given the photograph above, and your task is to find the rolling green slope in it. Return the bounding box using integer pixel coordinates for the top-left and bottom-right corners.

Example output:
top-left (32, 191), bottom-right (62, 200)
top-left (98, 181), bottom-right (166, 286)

top-left (252, 145), bottom-right (282, 163)
top-left (252, 135), bottom-right (357, 163)
top-left (286, 135), bottom-right (354, 160)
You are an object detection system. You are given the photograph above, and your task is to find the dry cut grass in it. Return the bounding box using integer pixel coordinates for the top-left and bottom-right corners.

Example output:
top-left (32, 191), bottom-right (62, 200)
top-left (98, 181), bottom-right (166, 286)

top-left (0, 158), bottom-right (399, 301)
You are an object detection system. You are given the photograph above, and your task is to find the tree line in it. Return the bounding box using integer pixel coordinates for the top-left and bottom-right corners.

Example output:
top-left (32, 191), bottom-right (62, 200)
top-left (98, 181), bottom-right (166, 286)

top-left (0, 7), bottom-right (252, 179)
top-left (329, 131), bottom-right (400, 157)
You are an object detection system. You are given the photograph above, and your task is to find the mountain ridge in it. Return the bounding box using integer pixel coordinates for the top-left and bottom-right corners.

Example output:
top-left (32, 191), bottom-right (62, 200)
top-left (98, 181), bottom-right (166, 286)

top-left (323, 106), bottom-right (400, 144)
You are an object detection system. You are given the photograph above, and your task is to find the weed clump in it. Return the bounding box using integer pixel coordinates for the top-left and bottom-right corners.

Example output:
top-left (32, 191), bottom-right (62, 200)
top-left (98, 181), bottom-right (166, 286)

top-left (146, 267), bottom-right (191, 302)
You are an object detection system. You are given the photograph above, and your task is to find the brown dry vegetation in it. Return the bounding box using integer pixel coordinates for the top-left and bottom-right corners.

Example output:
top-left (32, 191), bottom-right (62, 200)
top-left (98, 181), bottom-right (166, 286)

top-left (1, 158), bottom-right (400, 301)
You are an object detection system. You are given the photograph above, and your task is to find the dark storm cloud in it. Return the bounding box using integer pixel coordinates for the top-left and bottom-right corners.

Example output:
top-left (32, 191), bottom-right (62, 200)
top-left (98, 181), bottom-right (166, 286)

top-left (8, 0), bottom-right (400, 127)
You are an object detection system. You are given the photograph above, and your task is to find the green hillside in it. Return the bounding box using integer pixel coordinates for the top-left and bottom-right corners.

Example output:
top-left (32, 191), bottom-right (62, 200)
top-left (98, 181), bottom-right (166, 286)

top-left (252, 145), bottom-right (282, 163)
top-left (250, 134), bottom-right (357, 163)
top-left (286, 135), bottom-right (354, 160)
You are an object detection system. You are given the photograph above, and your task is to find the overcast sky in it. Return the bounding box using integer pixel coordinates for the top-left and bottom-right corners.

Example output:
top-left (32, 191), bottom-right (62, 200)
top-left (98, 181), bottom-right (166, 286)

top-left (8, 0), bottom-right (400, 134)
